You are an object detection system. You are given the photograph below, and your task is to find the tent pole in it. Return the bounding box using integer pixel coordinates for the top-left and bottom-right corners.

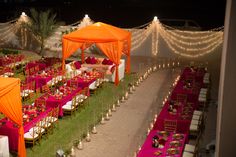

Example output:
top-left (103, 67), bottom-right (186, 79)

top-left (81, 48), bottom-right (85, 63)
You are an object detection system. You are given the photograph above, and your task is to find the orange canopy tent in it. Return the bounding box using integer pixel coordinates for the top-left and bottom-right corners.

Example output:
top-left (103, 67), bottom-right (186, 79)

top-left (62, 22), bottom-right (131, 85)
top-left (0, 77), bottom-right (26, 157)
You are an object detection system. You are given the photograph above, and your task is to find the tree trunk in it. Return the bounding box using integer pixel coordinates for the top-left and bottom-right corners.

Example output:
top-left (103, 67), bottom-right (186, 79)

top-left (40, 38), bottom-right (44, 57)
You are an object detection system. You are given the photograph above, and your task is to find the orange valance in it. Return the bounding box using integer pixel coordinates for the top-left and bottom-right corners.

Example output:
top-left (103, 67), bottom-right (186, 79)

top-left (0, 77), bottom-right (26, 157)
top-left (62, 22), bottom-right (131, 85)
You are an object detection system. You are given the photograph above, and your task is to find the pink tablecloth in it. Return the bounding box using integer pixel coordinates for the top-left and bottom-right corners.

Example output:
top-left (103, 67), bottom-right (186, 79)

top-left (153, 101), bottom-right (197, 133)
top-left (67, 77), bottom-right (96, 89)
top-left (171, 81), bottom-right (200, 103)
top-left (137, 130), bottom-right (187, 157)
top-left (39, 87), bottom-right (82, 117)
top-left (0, 109), bottom-right (50, 151)
top-left (27, 75), bottom-right (52, 89)
top-left (25, 62), bottom-right (46, 71)
top-left (181, 67), bottom-right (205, 82)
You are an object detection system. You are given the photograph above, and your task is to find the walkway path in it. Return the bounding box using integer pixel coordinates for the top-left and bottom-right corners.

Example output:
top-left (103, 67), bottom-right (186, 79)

top-left (75, 69), bottom-right (177, 157)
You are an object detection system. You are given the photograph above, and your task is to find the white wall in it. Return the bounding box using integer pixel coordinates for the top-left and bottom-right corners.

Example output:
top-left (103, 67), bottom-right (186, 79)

top-left (216, 0), bottom-right (236, 156)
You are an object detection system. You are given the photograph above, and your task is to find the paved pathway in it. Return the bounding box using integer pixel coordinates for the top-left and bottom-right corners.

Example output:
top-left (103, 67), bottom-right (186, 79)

top-left (75, 69), bottom-right (176, 157)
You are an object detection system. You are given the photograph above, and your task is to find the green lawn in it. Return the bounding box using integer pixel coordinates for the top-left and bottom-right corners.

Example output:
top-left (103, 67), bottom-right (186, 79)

top-left (23, 74), bottom-right (136, 157)
top-left (3, 50), bottom-right (138, 156)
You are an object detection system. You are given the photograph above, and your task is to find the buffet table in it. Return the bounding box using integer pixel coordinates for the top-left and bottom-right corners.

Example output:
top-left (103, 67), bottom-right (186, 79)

top-left (137, 130), bottom-right (187, 157)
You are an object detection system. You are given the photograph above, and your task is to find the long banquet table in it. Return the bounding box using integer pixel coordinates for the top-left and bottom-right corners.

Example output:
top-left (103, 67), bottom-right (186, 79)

top-left (67, 71), bottom-right (102, 89)
top-left (139, 66), bottom-right (208, 157)
top-left (154, 67), bottom-right (206, 133)
top-left (137, 130), bottom-right (187, 157)
top-left (36, 86), bottom-right (82, 117)
top-left (0, 108), bottom-right (51, 151)
top-left (27, 75), bottom-right (52, 89)
top-left (153, 101), bottom-right (197, 133)
top-left (25, 62), bottom-right (47, 71)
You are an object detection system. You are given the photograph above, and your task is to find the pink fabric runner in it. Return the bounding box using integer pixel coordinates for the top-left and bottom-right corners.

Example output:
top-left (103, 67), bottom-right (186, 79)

top-left (27, 75), bottom-right (52, 89)
top-left (38, 87), bottom-right (82, 117)
top-left (25, 62), bottom-right (46, 71)
top-left (137, 130), bottom-right (187, 157)
top-left (153, 101), bottom-right (197, 133)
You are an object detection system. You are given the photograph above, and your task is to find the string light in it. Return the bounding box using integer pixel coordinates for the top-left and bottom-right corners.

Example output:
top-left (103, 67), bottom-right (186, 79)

top-left (152, 19), bottom-right (159, 56)
top-left (0, 14), bottom-right (224, 58)
top-left (156, 22), bottom-right (223, 57)
top-left (163, 29), bottom-right (223, 46)
top-left (45, 14), bottom-right (94, 51)
top-left (162, 23), bottom-right (224, 34)
top-left (159, 28), bottom-right (223, 52)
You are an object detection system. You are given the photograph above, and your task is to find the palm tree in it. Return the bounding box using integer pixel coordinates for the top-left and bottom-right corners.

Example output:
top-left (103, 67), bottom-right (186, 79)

top-left (25, 8), bottom-right (58, 56)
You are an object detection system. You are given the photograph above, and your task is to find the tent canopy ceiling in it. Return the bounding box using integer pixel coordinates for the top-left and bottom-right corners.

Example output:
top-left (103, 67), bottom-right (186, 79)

top-left (63, 22), bottom-right (131, 43)
top-left (62, 22), bottom-right (131, 85)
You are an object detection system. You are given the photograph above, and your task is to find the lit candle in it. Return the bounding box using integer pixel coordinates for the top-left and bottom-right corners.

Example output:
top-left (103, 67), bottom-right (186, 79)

top-left (86, 132), bottom-right (91, 142)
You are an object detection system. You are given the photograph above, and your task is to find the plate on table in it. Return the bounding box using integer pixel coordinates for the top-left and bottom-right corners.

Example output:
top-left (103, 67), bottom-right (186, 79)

top-left (167, 148), bottom-right (180, 155)
top-left (170, 141), bottom-right (182, 147)
top-left (154, 150), bottom-right (162, 156)
top-left (158, 131), bottom-right (170, 137)
top-left (172, 134), bottom-right (184, 140)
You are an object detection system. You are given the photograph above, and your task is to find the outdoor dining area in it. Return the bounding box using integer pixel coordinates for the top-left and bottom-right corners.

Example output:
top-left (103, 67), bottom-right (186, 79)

top-left (0, 53), bottom-right (128, 157)
top-left (137, 66), bottom-right (210, 157)
top-left (0, 21), bottom-right (133, 157)
top-left (0, 5), bottom-right (226, 156)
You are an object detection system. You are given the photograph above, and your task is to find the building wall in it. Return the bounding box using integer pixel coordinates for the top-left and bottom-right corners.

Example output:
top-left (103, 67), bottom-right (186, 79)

top-left (216, 0), bottom-right (236, 156)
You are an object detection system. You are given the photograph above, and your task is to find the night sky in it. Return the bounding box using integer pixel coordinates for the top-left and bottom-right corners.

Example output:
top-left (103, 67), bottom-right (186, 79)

top-left (0, 0), bottom-right (226, 29)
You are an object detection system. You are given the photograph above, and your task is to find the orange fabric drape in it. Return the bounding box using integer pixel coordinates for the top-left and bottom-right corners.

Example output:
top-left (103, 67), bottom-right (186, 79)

top-left (96, 41), bottom-right (123, 85)
top-left (121, 34), bottom-right (131, 74)
top-left (62, 39), bottom-right (83, 70)
top-left (0, 78), bottom-right (26, 157)
top-left (62, 22), bottom-right (131, 85)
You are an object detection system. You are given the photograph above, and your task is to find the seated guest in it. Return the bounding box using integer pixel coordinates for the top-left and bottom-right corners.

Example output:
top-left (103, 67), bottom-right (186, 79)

top-left (168, 100), bottom-right (177, 113)
top-left (168, 101), bottom-right (174, 112)
top-left (152, 135), bottom-right (159, 148)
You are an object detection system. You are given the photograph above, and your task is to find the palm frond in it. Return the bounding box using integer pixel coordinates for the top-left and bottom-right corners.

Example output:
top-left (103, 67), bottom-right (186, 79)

top-left (23, 8), bottom-right (58, 55)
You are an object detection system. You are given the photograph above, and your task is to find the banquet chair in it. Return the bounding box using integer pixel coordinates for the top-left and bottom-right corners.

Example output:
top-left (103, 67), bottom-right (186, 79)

top-left (29, 68), bottom-right (35, 75)
top-left (182, 151), bottom-right (194, 157)
top-left (177, 94), bottom-right (187, 103)
top-left (28, 92), bottom-right (35, 101)
top-left (42, 84), bottom-right (50, 93)
top-left (189, 114), bottom-right (203, 138)
top-left (39, 110), bottom-right (53, 136)
top-left (35, 87), bottom-right (41, 95)
top-left (70, 80), bottom-right (78, 88)
top-left (24, 122), bottom-right (41, 148)
top-left (62, 98), bottom-right (77, 116)
top-left (25, 69), bottom-right (30, 76)
top-left (89, 81), bottom-right (97, 95)
top-left (184, 143), bottom-right (198, 155)
top-left (80, 87), bottom-right (89, 105)
top-left (35, 98), bottom-right (46, 109)
top-left (29, 121), bottom-right (45, 142)
top-left (35, 65), bottom-right (39, 72)
top-left (164, 119), bottom-right (177, 132)
top-left (76, 91), bottom-right (88, 108)
top-left (50, 106), bottom-right (60, 128)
